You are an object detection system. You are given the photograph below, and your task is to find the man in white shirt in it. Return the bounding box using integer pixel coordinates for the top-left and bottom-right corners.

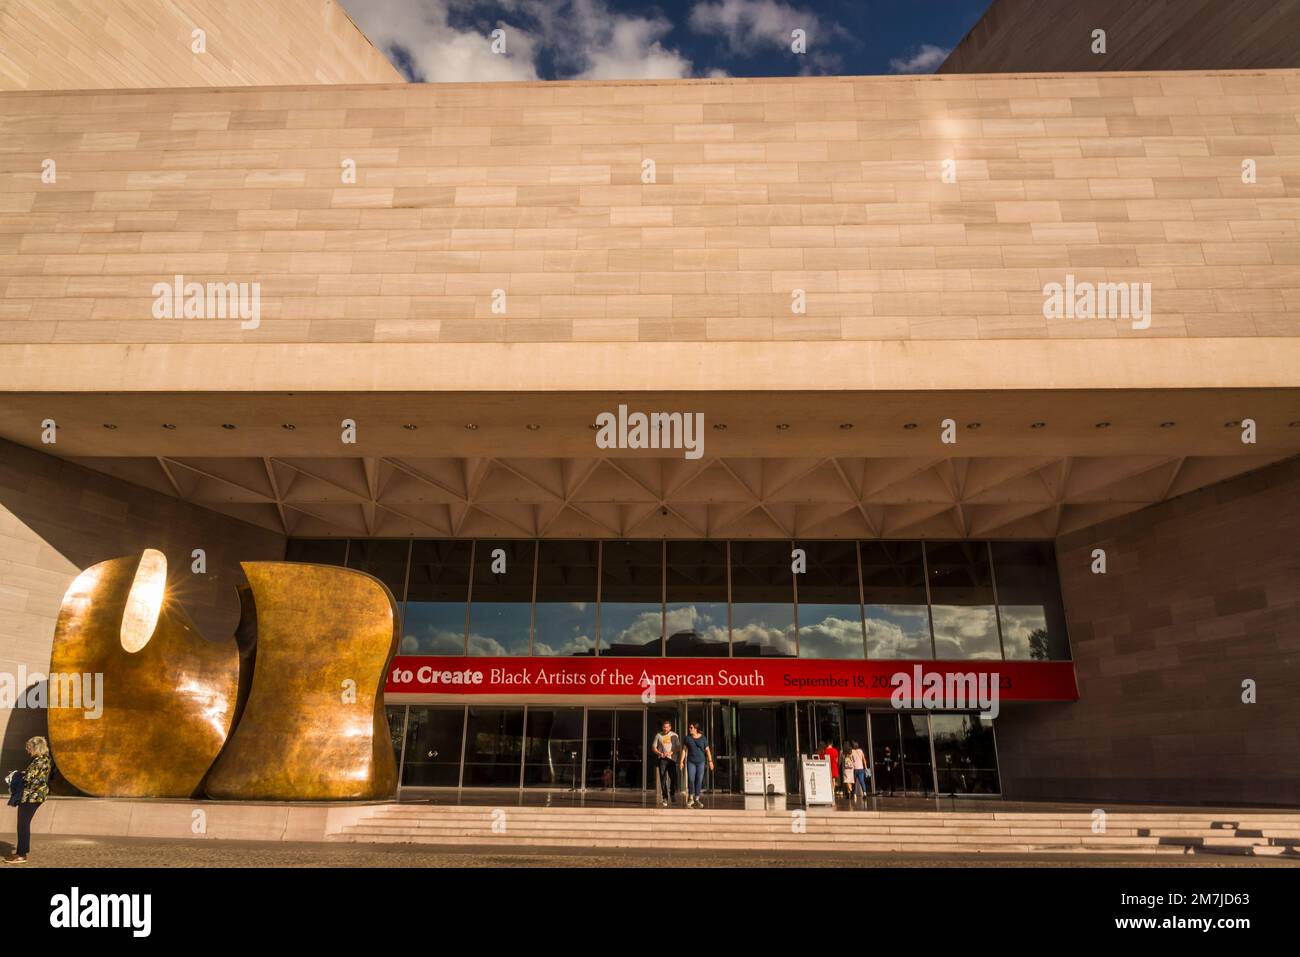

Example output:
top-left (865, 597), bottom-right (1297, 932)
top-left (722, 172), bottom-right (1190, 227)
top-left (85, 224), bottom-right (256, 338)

top-left (652, 720), bottom-right (680, 807)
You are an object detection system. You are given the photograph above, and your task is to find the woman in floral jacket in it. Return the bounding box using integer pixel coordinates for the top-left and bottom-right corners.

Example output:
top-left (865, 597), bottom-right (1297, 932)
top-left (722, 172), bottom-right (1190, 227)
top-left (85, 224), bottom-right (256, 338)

top-left (6, 736), bottom-right (52, 864)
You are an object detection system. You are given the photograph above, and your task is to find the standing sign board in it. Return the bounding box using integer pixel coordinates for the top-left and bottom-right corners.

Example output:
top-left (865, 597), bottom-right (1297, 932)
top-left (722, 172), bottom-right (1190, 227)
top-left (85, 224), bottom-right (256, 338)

top-left (801, 756), bottom-right (834, 805)
top-left (763, 759), bottom-right (786, 795)
top-left (741, 759), bottom-right (766, 795)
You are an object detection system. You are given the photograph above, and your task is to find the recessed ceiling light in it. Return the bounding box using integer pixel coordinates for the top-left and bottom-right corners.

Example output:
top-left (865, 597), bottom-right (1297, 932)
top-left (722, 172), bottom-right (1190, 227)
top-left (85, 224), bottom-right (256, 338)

top-left (713, 423), bottom-right (727, 431)
top-left (966, 422), bottom-right (981, 430)
top-left (525, 424), bottom-right (540, 432)
top-left (464, 423), bottom-right (478, 431)
top-left (102, 423), bottom-right (117, 430)
top-left (221, 423), bottom-right (237, 430)
top-left (776, 423), bottom-right (790, 431)
top-left (839, 423), bottom-right (854, 430)
top-left (1159, 421), bottom-right (1176, 428)
top-left (1029, 422), bottom-right (1045, 430)
top-left (161, 423), bottom-right (176, 430)
top-left (403, 423), bottom-right (418, 431)
top-left (1095, 421), bottom-right (1111, 429)
top-left (903, 422), bottom-right (918, 430)
top-left (281, 423), bottom-right (295, 431)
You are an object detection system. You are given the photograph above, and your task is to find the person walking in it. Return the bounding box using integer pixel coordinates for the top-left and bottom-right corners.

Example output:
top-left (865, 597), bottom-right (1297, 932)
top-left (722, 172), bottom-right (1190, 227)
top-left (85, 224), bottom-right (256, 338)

top-left (5, 736), bottom-right (52, 864)
top-left (841, 742), bottom-right (856, 798)
top-left (653, 720), bottom-right (681, 807)
top-left (849, 740), bottom-right (869, 797)
top-left (680, 721), bottom-right (714, 809)
top-left (880, 745), bottom-right (898, 796)
top-left (819, 739), bottom-right (840, 797)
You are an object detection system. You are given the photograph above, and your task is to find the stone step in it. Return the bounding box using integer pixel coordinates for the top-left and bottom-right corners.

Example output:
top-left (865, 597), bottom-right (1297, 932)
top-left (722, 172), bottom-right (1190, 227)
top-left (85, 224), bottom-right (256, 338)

top-left (371, 808), bottom-right (1300, 825)
top-left (349, 820), bottom-right (1296, 841)
top-left (338, 825), bottom-right (1256, 847)
top-left (361, 813), bottom-right (1300, 838)
top-left (337, 806), bottom-right (1300, 857)
top-left (326, 833), bottom-right (1198, 854)
top-left (375, 807), bottom-right (1300, 825)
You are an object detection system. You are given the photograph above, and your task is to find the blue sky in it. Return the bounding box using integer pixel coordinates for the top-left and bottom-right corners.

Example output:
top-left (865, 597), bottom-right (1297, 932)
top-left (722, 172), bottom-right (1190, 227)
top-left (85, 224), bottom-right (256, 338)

top-left (339, 0), bottom-right (993, 82)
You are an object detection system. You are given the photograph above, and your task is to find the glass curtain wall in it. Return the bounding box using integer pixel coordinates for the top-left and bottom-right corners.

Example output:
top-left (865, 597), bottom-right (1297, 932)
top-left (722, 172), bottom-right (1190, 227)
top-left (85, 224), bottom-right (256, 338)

top-left (860, 541), bottom-right (933, 659)
top-left (401, 540), bottom-right (472, 655)
top-left (990, 542), bottom-right (1071, 660)
top-left (468, 540), bottom-right (534, 656)
top-left (665, 540), bottom-right (729, 657)
top-left (926, 541), bottom-right (1002, 660)
top-left (796, 541), bottom-right (865, 659)
top-left (285, 538), bottom-right (1070, 661)
top-left (533, 540), bottom-right (598, 656)
top-left (599, 540), bottom-right (664, 656)
top-left (730, 541), bottom-right (796, 657)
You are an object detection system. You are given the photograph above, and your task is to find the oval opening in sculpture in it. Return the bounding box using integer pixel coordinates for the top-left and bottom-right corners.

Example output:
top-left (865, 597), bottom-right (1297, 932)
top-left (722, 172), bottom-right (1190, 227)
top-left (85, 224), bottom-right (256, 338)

top-left (120, 548), bottom-right (167, 653)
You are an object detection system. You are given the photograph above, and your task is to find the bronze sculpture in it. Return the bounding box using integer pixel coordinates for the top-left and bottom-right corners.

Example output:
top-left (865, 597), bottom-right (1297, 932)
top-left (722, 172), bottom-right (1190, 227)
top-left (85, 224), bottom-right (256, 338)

top-left (47, 549), bottom-right (239, 798)
top-left (203, 562), bottom-right (399, 800)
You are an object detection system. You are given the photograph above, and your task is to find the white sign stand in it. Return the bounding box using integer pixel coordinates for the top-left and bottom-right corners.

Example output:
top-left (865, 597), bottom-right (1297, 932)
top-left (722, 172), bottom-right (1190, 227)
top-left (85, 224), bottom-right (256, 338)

top-left (801, 756), bottom-right (834, 805)
top-left (763, 758), bottom-right (786, 795)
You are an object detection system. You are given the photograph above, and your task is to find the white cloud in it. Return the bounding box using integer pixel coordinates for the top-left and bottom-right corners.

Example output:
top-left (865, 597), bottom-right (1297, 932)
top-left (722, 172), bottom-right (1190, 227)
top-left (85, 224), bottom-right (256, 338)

top-left (889, 43), bottom-right (950, 74)
top-left (340, 0), bottom-right (696, 82)
top-left (576, 14), bottom-right (693, 80)
top-left (342, 0), bottom-right (539, 82)
top-left (689, 0), bottom-right (818, 55)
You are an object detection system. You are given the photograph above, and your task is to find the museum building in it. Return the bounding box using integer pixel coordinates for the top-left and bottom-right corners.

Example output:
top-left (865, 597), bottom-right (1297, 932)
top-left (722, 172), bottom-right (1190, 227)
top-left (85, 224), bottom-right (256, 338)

top-left (1, 0), bottom-right (1299, 808)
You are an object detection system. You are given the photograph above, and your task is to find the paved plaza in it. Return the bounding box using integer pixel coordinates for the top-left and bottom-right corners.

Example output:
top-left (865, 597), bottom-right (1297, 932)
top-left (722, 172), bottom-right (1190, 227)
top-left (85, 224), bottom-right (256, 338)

top-left (1, 833), bottom-right (1295, 868)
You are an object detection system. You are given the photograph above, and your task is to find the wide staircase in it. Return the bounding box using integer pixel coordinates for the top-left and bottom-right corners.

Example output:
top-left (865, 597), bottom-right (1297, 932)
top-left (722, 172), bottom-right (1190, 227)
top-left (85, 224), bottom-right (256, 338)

top-left (329, 804), bottom-right (1300, 857)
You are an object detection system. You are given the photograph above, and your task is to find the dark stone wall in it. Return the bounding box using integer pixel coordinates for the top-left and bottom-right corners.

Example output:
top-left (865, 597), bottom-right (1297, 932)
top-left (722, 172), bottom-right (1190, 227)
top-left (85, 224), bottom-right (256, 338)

top-left (941, 0), bottom-right (1300, 74)
top-left (997, 456), bottom-right (1300, 806)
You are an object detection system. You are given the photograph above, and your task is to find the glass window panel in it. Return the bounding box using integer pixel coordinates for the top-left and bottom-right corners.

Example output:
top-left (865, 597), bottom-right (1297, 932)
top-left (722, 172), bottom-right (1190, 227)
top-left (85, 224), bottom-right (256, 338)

top-left (932, 713), bottom-right (1000, 794)
top-left (861, 541), bottom-right (933, 659)
top-left (385, 705), bottom-right (406, 790)
top-left (522, 708), bottom-right (584, 787)
top-left (796, 541), bottom-right (864, 659)
top-left (599, 540), bottom-right (663, 657)
top-left (462, 707), bottom-right (524, 787)
top-left (285, 538), bottom-right (348, 567)
top-left (991, 541), bottom-right (1071, 661)
top-left (664, 540), bottom-right (729, 657)
top-left (468, 540), bottom-right (534, 656)
top-left (402, 540), bottom-right (471, 655)
top-left (345, 539), bottom-right (409, 602)
top-left (533, 540), bottom-right (598, 656)
top-left (926, 541), bottom-right (1001, 660)
top-left (399, 706), bottom-right (465, 787)
top-left (730, 540), bottom-right (795, 658)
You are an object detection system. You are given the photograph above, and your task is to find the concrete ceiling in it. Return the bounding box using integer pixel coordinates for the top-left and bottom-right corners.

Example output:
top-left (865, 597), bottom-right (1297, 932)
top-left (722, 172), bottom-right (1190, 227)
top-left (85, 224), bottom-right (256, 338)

top-left (64, 452), bottom-right (1295, 539)
top-left (6, 388), bottom-right (1296, 539)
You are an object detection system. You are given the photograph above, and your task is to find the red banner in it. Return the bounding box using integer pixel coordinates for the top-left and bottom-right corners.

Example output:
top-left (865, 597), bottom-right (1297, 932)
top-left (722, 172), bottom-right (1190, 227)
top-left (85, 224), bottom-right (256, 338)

top-left (386, 656), bottom-right (1078, 701)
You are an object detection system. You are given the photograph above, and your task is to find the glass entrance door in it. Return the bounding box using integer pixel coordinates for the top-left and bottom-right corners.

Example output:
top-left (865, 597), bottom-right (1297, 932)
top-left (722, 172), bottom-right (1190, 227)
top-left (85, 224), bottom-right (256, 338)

top-left (869, 711), bottom-right (935, 795)
top-left (584, 709), bottom-right (645, 791)
top-left (931, 713), bottom-right (1000, 794)
top-left (797, 701), bottom-right (846, 756)
top-left (684, 700), bottom-right (738, 793)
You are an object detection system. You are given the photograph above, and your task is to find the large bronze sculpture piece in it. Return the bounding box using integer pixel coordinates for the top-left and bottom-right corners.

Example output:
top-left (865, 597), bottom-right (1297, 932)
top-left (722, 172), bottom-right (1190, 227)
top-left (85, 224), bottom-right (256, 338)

top-left (203, 562), bottom-right (399, 800)
top-left (47, 554), bottom-right (400, 801)
top-left (47, 549), bottom-right (239, 798)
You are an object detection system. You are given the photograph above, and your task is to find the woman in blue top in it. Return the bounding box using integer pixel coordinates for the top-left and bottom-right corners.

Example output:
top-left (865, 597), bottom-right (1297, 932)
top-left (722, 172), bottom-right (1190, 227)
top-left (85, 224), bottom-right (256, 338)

top-left (679, 721), bottom-right (714, 809)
